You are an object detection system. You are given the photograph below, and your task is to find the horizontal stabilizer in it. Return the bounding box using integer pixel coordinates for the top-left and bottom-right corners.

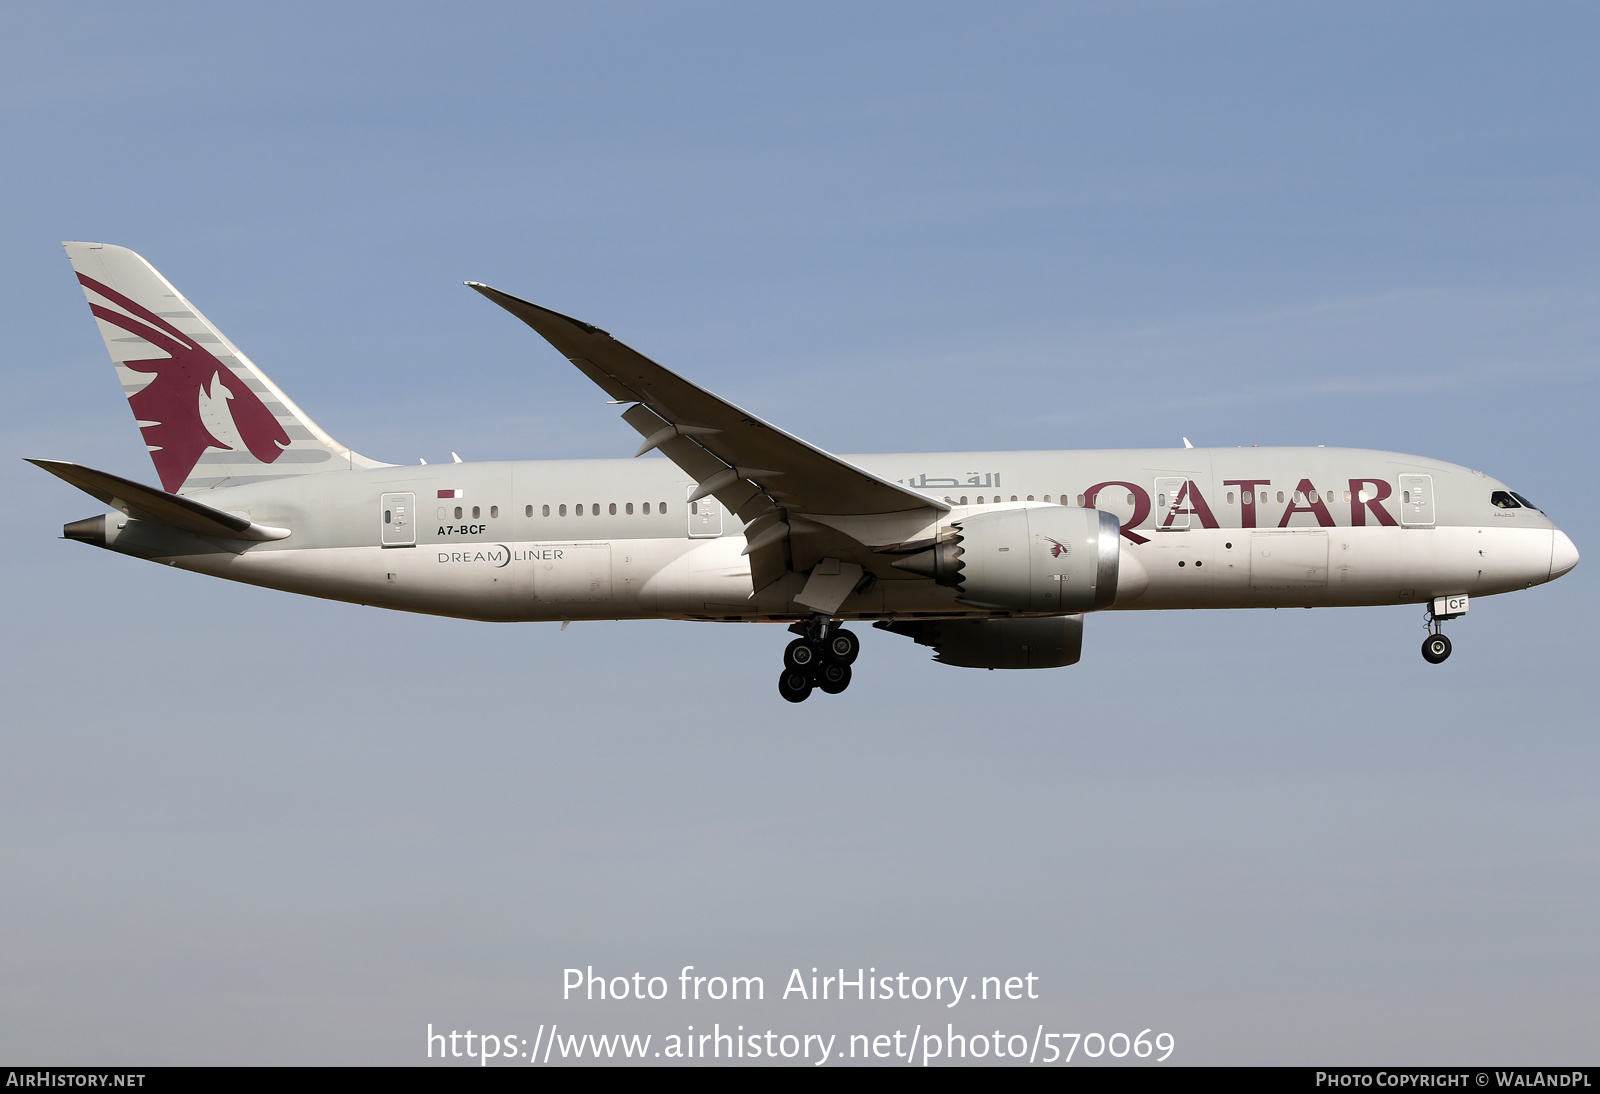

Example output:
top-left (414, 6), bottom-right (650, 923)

top-left (27, 459), bottom-right (289, 541)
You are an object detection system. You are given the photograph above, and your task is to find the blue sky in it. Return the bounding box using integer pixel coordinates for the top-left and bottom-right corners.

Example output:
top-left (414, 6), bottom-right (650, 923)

top-left (2, 1), bottom-right (1596, 1065)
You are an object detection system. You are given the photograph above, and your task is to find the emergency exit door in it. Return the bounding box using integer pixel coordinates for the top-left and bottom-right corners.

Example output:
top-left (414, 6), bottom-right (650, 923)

top-left (380, 492), bottom-right (416, 547)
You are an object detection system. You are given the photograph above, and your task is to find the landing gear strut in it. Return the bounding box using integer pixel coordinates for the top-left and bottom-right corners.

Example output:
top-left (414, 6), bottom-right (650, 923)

top-left (777, 616), bottom-right (860, 702)
top-left (1421, 596), bottom-right (1467, 664)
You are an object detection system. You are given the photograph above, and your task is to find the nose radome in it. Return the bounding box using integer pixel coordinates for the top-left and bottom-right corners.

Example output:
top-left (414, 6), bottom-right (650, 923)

top-left (1551, 530), bottom-right (1580, 580)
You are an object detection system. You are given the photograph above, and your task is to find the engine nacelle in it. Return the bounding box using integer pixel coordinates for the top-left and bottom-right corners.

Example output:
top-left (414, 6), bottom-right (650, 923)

top-left (876, 615), bottom-right (1084, 669)
top-left (891, 505), bottom-right (1121, 612)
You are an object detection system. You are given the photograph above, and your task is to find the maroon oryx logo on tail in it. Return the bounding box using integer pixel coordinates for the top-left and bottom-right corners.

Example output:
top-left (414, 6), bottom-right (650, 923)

top-left (78, 273), bottom-right (289, 492)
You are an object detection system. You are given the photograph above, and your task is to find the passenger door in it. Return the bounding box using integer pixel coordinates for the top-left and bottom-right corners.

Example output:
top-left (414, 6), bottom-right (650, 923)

top-left (688, 489), bottom-right (723, 538)
top-left (1398, 474), bottom-right (1435, 527)
top-left (380, 492), bottom-right (416, 547)
top-left (1154, 476), bottom-right (1190, 531)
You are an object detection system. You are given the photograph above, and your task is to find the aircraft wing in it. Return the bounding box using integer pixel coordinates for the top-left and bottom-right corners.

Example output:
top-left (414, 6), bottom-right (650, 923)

top-left (468, 283), bottom-right (948, 593)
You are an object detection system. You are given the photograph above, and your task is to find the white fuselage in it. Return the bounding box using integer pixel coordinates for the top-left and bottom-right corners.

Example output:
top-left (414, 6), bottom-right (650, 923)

top-left (85, 446), bottom-right (1574, 625)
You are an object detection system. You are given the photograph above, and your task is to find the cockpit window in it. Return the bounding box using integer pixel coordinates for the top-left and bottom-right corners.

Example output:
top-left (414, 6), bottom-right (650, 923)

top-left (1509, 491), bottom-right (1543, 513)
top-left (1490, 490), bottom-right (1521, 509)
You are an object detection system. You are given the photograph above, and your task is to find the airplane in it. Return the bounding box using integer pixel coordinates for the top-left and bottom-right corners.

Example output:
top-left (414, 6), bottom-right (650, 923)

top-left (33, 243), bottom-right (1580, 702)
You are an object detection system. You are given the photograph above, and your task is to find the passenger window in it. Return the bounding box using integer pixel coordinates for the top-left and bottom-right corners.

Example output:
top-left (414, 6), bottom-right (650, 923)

top-left (1126, 493), bottom-right (1135, 506)
top-left (384, 510), bottom-right (392, 523)
top-left (1276, 491), bottom-right (1285, 503)
top-left (1011, 495), bottom-right (1018, 502)
top-left (659, 502), bottom-right (667, 514)
top-left (1259, 492), bottom-right (1266, 505)
top-left (609, 503), bottom-right (617, 515)
top-left (1076, 494), bottom-right (1085, 506)
top-left (1026, 495), bottom-right (1034, 501)
top-left (576, 504), bottom-right (584, 516)
top-left (1490, 490), bottom-right (1521, 509)
top-left (471, 506), bottom-right (480, 518)
top-left (1403, 491), bottom-right (1411, 504)
top-left (454, 506), bottom-right (463, 519)
top-left (691, 502), bottom-right (698, 515)
top-left (559, 504), bottom-right (567, 516)
top-left (643, 502), bottom-right (651, 515)
top-left (525, 505), bottom-right (533, 517)
top-left (592, 502), bottom-right (599, 514)
top-left (959, 496), bottom-right (968, 505)
top-left (1343, 490), bottom-right (1351, 503)
top-left (976, 496), bottom-right (984, 504)
top-left (1226, 491), bottom-right (1235, 504)
top-left (542, 504), bottom-right (550, 517)
top-left (1043, 495), bottom-right (1051, 503)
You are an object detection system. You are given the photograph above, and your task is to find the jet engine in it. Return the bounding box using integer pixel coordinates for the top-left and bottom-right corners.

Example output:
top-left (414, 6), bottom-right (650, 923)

top-left (891, 505), bottom-right (1121, 612)
top-left (875, 615), bottom-right (1084, 669)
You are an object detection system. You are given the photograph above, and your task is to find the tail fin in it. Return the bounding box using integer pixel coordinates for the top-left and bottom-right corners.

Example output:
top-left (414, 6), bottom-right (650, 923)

top-left (63, 242), bottom-right (386, 493)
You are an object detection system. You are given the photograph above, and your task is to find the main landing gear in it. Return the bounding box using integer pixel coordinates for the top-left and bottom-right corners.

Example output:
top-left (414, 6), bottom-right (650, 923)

top-left (778, 618), bottom-right (861, 703)
top-left (1421, 596), bottom-right (1467, 664)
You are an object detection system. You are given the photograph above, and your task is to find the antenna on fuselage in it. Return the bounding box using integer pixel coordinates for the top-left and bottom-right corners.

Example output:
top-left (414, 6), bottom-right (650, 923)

top-left (1182, 437), bottom-right (1194, 449)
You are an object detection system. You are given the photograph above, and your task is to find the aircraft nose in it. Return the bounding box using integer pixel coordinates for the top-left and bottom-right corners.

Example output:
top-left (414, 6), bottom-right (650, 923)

top-left (1551, 529), bottom-right (1580, 580)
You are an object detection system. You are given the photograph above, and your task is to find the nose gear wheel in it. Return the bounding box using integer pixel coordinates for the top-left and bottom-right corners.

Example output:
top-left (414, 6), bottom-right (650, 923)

top-left (1420, 600), bottom-right (1461, 664)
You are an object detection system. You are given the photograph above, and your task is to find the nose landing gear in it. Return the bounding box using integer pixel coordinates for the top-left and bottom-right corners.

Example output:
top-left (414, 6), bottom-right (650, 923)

top-left (1421, 595), bottom-right (1468, 664)
top-left (777, 617), bottom-right (860, 702)
top-left (1422, 632), bottom-right (1452, 664)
